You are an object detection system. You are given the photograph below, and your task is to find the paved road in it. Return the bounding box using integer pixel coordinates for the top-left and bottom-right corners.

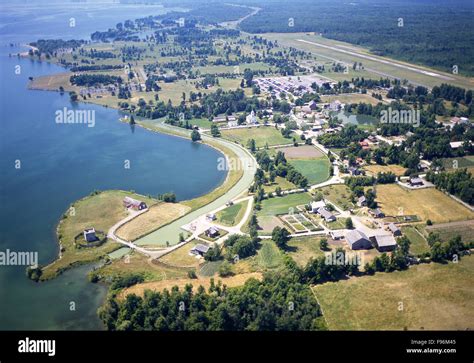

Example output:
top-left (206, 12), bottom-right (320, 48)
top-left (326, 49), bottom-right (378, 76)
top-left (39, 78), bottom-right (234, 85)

top-left (296, 39), bottom-right (455, 82)
top-left (134, 124), bottom-right (258, 247)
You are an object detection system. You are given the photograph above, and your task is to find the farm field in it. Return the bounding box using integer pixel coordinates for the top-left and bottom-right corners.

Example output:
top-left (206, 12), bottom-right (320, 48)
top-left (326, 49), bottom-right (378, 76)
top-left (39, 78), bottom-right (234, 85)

top-left (375, 184), bottom-right (474, 223)
top-left (401, 226), bottom-right (430, 256)
top-left (119, 272), bottom-right (263, 299)
top-left (276, 145), bottom-right (325, 159)
top-left (425, 220), bottom-right (474, 244)
top-left (287, 236), bottom-right (325, 266)
top-left (313, 255), bottom-right (474, 330)
top-left (289, 158), bottom-right (330, 185)
top-left (316, 184), bottom-right (354, 211)
top-left (255, 240), bottom-right (284, 269)
top-left (364, 164), bottom-right (407, 177)
top-left (216, 200), bottom-right (249, 226)
top-left (42, 190), bottom-right (156, 280)
top-left (221, 126), bottom-right (293, 148)
top-left (439, 156), bottom-right (474, 173)
top-left (116, 202), bottom-right (191, 241)
top-left (321, 93), bottom-right (384, 106)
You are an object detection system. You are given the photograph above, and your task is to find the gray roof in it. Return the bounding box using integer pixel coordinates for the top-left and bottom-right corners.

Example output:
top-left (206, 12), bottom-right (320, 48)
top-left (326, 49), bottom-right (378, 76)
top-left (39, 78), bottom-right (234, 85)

top-left (319, 207), bottom-right (335, 220)
top-left (410, 177), bottom-right (423, 184)
top-left (388, 223), bottom-right (400, 233)
top-left (193, 244), bottom-right (210, 254)
top-left (375, 234), bottom-right (397, 247)
top-left (207, 226), bottom-right (219, 234)
top-left (345, 230), bottom-right (370, 246)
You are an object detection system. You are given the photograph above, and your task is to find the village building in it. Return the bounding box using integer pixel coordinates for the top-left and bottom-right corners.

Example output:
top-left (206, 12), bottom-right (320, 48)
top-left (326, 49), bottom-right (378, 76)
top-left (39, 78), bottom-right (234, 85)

top-left (318, 207), bottom-right (336, 222)
top-left (83, 228), bottom-right (98, 242)
top-left (409, 177), bottom-right (424, 187)
top-left (123, 196), bottom-right (147, 211)
top-left (227, 120), bottom-right (238, 128)
top-left (190, 244), bottom-right (210, 257)
top-left (357, 196), bottom-right (367, 207)
top-left (370, 208), bottom-right (385, 218)
top-left (204, 226), bottom-right (219, 238)
top-left (388, 223), bottom-right (402, 236)
top-left (206, 213), bottom-right (216, 221)
top-left (310, 200), bottom-right (326, 213)
top-left (345, 230), bottom-right (372, 250)
top-left (213, 115), bottom-right (236, 123)
top-left (246, 110), bottom-right (258, 125)
top-left (329, 230), bottom-right (345, 240)
top-left (348, 166), bottom-right (361, 176)
top-left (371, 234), bottom-right (397, 252)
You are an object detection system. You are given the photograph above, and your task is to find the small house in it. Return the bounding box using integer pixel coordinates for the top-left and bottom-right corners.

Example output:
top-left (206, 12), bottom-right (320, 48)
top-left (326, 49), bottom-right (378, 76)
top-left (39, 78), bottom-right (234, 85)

top-left (123, 196), bottom-right (147, 211)
top-left (371, 234), bottom-right (397, 252)
top-left (345, 230), bottom-right (372, 250)
top-left (318, 207), bottom-right (336, 222)
top-left (246, 110), bottom-right (258, 125)
top-left (310, 200), bottom-right (326, 213)
top-left (83, 228), bottom-right (98, 242)
top-left (205, 227), bottom-right (219, 238)
top-left (409, 177), bottom-right (424, 187)
top-left (206, 213), bottom-right (216, 221)
top-left (357, 196), bottom-right (367, 207)
top-left (308, 100), bottom-right (318, 110)
top-left (190, 244), bottom-right (210, 257)
top-left (329, 230), bottom-right (344, 240)
top-left (388, 223), bottom-right (402, 237)
top-left (370, 208), bottom-right (385, 218)
top-left (348, 166), bottom-right (360, 176)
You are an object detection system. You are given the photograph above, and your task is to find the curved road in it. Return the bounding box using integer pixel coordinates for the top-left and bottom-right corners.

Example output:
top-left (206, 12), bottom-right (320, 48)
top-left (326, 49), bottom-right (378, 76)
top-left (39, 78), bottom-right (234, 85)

top-left (133, 121), bottom-right (258, 247)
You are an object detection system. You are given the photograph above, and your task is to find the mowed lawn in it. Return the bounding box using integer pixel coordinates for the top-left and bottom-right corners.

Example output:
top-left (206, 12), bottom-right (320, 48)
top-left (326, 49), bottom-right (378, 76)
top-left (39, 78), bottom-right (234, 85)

top-left (313, 255), bottom-right (474, 330)
top-left (221, 126), bottom-right (293, 148)
top-left (257, 192), bottom-right (313, 216)
top-left (290, 158), bottom-right (330, 185)
top-left (317, 184), bottom-right (354, 211)
top-left (375, 184), bottom-right (474, 223)
top-left (401, 226), bottom-right (430, 256)
top-left (216, 200), bottom-right (249, 226)
top-left (43, 191), bottom-right (157, 280)
top-left (255, 240), bottom-right (284, 269)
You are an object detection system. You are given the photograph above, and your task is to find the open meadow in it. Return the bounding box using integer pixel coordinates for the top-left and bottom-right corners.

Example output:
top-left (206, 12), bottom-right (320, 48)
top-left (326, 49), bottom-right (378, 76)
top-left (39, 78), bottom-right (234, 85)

top-left (313, 255), bottom-right (474, 330)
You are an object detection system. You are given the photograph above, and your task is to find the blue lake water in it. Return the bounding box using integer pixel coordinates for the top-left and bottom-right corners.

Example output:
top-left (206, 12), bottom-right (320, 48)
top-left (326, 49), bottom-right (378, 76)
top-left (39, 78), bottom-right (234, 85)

top-left (0, 2), bottom-right (225, 330)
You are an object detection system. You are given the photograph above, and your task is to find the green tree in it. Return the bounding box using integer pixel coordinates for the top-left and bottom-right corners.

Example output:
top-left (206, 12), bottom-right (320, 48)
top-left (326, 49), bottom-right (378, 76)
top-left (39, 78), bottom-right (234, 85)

top-left (210, 124), bottom-right (221, 137)
top-left (272, 226), bottom-right (290, 249)
top-left (191, 130), bottom-right (201, 142)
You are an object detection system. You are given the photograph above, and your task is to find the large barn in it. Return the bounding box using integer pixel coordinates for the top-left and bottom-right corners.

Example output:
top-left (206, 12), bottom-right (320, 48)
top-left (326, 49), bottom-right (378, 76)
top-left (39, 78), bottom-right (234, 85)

top-left (123, 196), bottom-right (147, 210)
top-left (345, 230), bottom-right (372, 250)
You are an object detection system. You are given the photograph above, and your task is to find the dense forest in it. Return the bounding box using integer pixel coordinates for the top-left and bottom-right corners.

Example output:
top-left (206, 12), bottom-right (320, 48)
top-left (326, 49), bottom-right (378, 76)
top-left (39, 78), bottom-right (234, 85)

top-left (99, 273), bottom-right (325, 331)
top-left (159, 0), bottom-right (474, 76)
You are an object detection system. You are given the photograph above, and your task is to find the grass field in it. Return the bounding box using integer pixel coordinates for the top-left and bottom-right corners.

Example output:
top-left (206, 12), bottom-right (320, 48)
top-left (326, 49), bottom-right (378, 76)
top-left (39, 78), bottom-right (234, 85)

top-left (439, 156), bottom-right (474, 174)
top-left (287, 236), bottom-right (326, 266)
top-left (119, 272), bottom-right (263, 298)
top-left (116, 202), bottom-right (190, 241)
top-left (313, 255), bottom-right (474, 330)
top-left (321, 93), bottom-right (384, 106)
top-left (425, 220), bottom-right (474, 244)
top-left (364, 164), bottom-right (407, 177)
top-left (262, 176), bottom-right (296, 194)
top-left (257, 192), bottom-right (312, 217)
top-left (289, 158), bottom-right (330, 185)
top-left (401, 226), bottom-right (430, 256)
top-left (41, 190), bottom-right (157, 280)
top-left (160, 241), bottom-right (202, 268)
top-left (375, 184), bottom-right (474, 223)
top-left (277, 145), bottom-right (325, 159)
top-left (316, 184), bottom-right (354, 211)
top-left (255, 240), bottom-right (284, 269)
top-left (221, 126), bottom-right (293, 148)
top-left (199, 260), bottom-right (224, 277)
top-left (216, 200), bottom-right (248, 226)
